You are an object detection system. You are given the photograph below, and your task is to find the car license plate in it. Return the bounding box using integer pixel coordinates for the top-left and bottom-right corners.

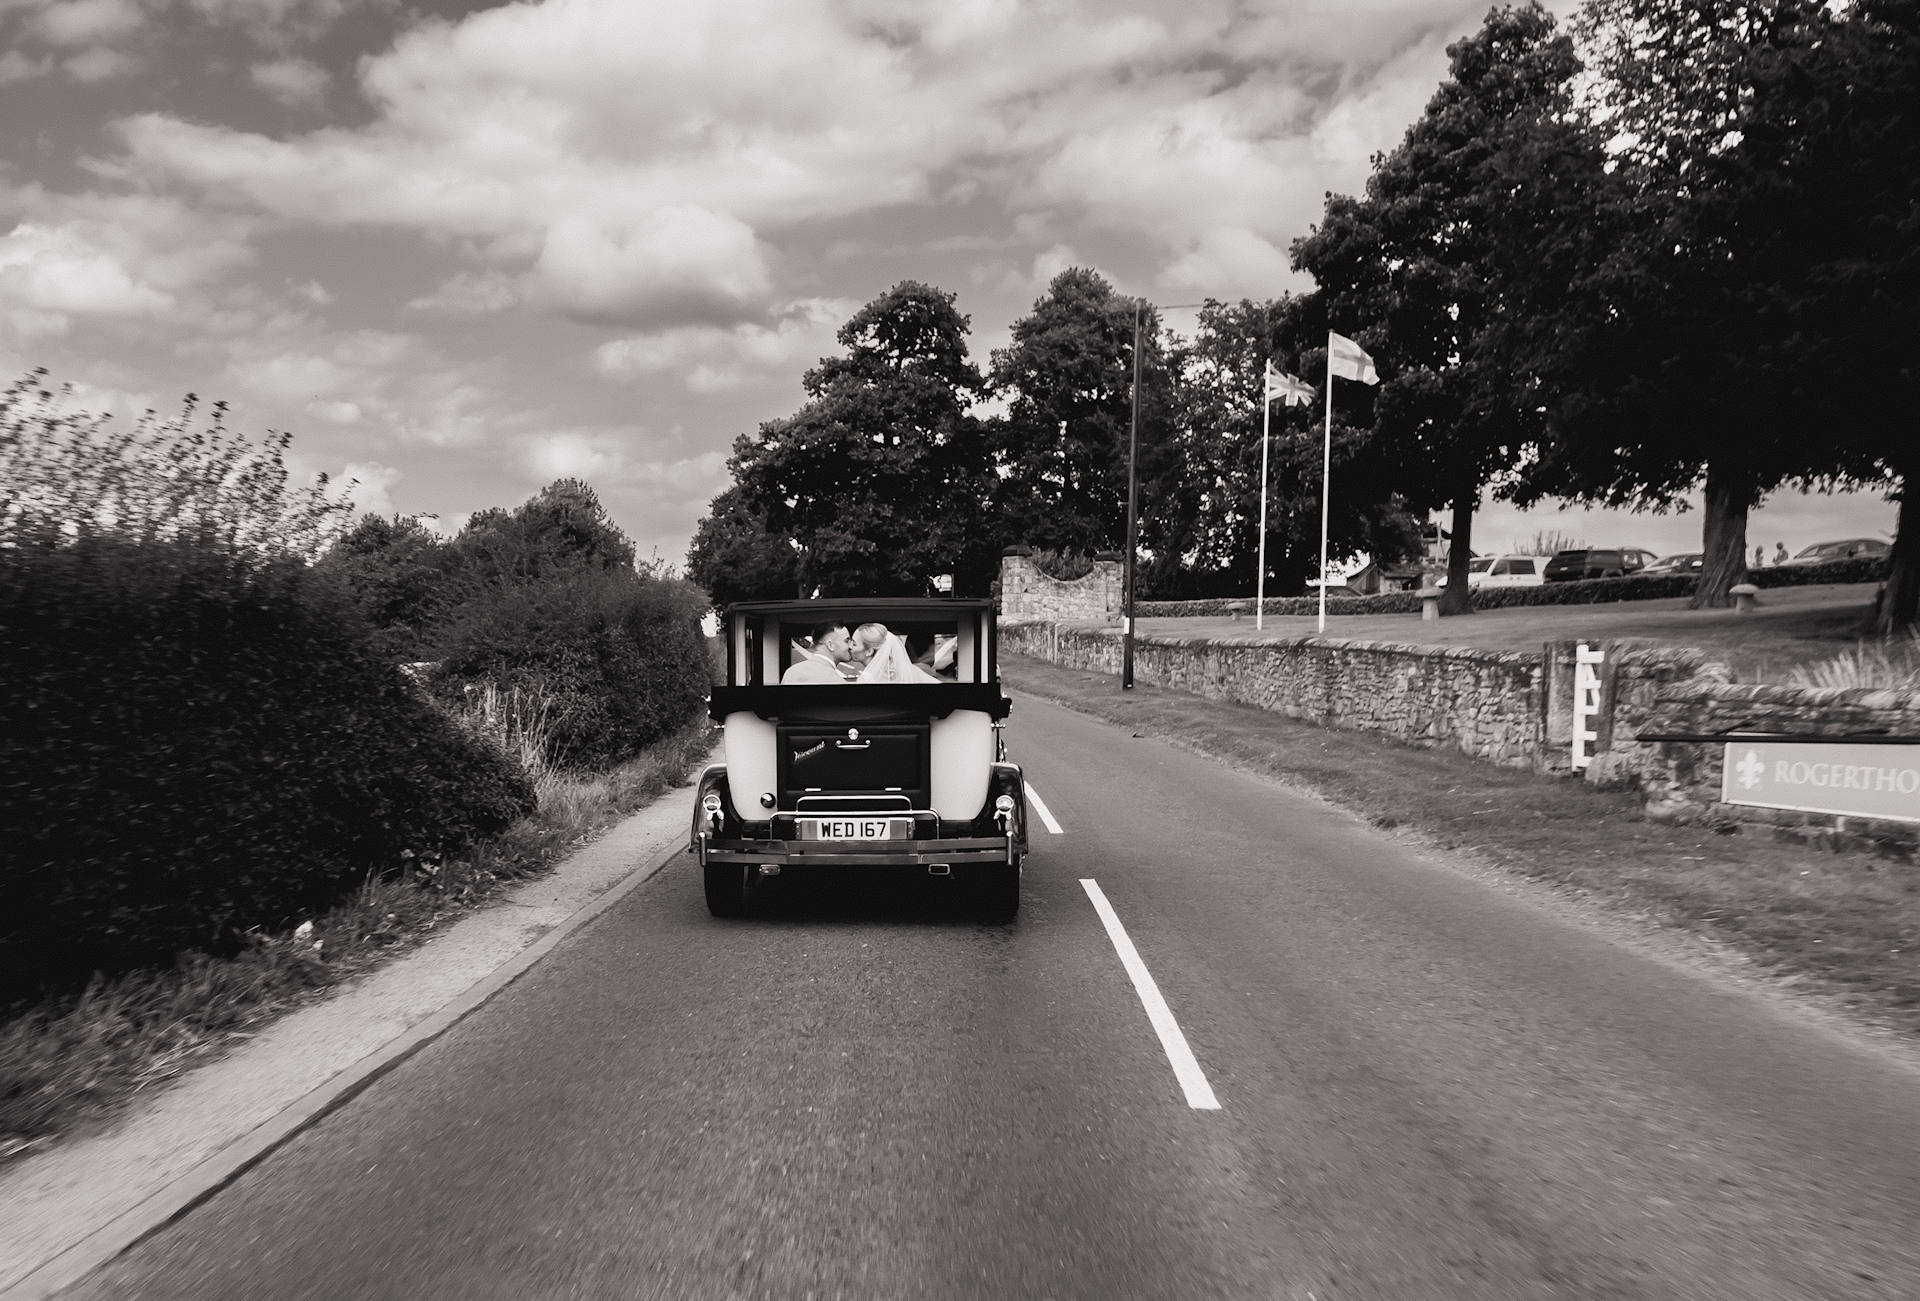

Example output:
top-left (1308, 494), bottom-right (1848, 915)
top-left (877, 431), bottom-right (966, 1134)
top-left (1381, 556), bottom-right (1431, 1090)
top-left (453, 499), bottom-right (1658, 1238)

top-left (803, 818), bottom-right (905, 840)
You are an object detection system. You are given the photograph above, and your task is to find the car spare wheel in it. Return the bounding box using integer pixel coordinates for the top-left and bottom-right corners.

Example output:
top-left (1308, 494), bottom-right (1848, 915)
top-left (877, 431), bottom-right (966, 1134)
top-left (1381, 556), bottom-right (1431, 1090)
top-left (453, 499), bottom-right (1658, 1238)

top-left (704, 862), bottom-right (749, 917)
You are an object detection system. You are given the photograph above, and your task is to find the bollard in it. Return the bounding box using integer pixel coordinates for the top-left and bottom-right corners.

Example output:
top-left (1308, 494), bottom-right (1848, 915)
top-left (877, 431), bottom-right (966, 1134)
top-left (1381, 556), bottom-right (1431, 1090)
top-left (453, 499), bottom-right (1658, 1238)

top-left (1730, 582), bottom-right (1760, 613)
top-left (1418, 586), bottom-right (1444, 621)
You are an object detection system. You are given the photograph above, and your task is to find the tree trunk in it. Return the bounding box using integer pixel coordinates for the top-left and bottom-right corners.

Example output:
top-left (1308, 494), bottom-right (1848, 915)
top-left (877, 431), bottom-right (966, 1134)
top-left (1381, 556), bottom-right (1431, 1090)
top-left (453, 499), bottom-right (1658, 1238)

top-left (1689, 462), bottom-right (1754, 609)
top-left (1439, 491), bottom-right (1475, 616)
top-left (1868, 476), bottom-right (1916, 636)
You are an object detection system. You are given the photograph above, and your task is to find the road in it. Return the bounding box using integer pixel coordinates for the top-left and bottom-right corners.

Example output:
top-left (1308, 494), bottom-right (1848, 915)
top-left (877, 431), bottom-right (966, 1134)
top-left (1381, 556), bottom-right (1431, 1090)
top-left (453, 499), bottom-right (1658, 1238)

top-left (63, 695), bottom-right (1920, 1300)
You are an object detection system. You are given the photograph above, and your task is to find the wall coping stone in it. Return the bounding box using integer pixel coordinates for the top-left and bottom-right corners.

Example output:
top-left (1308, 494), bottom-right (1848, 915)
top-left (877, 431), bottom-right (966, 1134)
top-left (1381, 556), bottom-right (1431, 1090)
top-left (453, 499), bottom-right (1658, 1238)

top-left (1657, 678), bottom-right (1920, 710)
top-left (1020, 622), bottom-right (1541, 667)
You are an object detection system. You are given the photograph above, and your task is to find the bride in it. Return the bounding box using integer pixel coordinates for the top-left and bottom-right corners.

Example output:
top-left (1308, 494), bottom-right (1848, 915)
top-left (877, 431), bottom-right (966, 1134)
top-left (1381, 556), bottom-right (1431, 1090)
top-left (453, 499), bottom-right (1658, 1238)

top-left (851, 623), bottom-right (941, 683)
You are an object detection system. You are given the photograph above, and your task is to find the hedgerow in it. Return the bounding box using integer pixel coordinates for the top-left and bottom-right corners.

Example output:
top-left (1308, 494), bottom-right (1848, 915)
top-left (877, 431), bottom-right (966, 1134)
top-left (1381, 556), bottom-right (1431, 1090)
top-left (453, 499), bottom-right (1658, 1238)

top-left (430, 566), bottom-right (714, 770)
top-left (1133, 555), bottom-right (1889, 618)
top-left (0, 536), bottom-right (535, 998)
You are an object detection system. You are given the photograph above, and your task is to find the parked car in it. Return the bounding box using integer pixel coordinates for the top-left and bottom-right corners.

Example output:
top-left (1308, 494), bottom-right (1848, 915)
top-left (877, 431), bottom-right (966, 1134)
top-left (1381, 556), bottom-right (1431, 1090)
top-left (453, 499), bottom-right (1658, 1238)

top-left (1779, 538), bottom-right (1891, 566)
top-left (1543, 547), bottom-right (1658, 581)
top-left (692, 598), bottom-right (1028, 922)
top-left (1643, 552), bottom-right (1703, 574)
top-left (1436, 554), bottom-right (1548, 589)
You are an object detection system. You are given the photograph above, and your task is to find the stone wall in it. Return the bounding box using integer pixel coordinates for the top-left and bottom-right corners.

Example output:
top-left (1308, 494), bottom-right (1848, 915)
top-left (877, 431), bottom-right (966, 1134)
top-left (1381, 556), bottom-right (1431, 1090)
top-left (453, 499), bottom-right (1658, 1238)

top-left (1003, 623), bottom-right (1920, 854)
top-left (1589, 649), bottom-right (1920, 854)
top-left (998, 551), bottom-right (1123, 623)
top-left (1000, 623), bottom-right (1544, 767)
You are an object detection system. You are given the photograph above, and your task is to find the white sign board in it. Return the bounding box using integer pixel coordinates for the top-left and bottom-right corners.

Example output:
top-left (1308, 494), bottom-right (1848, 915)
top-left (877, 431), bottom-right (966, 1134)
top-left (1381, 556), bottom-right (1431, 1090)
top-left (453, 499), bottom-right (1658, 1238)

top-left (1722, 742), bottom-right (1920, 823)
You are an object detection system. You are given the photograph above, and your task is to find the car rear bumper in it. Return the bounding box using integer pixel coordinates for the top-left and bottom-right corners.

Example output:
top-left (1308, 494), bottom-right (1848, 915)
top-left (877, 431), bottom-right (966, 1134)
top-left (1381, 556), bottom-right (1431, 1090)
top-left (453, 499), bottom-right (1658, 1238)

top-left (695, 832), bottom-right (1019, 868)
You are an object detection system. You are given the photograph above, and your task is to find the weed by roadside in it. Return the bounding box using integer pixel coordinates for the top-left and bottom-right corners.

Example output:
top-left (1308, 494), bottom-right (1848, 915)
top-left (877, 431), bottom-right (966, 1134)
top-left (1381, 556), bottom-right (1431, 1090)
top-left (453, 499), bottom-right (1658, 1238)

top-left (1786, 633), bottom-right (1920, 691)
top-left (0, 716), bottom-right (716, 1165)
top-left (1001, 653), bottom-right (1920, 1040)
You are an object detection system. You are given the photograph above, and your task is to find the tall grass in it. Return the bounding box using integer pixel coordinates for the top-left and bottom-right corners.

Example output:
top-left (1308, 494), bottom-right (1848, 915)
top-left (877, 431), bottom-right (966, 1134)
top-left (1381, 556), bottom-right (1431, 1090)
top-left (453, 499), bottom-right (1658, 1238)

top-left (458, 681), bottom-right (562, 805)
top-left (1785, 634), bottom-right (1920, 692)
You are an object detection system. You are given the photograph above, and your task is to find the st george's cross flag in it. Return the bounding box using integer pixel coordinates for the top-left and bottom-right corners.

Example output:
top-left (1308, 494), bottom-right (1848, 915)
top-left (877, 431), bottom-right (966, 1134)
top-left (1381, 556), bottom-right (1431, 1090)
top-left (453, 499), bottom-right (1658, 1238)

top-left (1327, 332), bottom-right (1379, 385)
top-left (1264, 363), bottom-right (1314, 406)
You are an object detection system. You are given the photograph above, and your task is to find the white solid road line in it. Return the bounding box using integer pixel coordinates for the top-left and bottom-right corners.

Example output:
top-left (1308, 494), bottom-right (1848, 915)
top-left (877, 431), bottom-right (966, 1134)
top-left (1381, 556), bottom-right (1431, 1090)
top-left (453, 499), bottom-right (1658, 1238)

top-left (1025, 784), bottom-right (1064, 834)
top-left (1078, 879), bottom-right (1221, 1110)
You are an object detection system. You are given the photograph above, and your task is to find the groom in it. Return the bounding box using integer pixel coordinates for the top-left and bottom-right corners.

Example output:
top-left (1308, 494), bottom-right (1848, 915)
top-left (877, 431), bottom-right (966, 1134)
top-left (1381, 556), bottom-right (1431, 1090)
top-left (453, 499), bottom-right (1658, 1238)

top-left (780, 622), bottom-right (854, 684)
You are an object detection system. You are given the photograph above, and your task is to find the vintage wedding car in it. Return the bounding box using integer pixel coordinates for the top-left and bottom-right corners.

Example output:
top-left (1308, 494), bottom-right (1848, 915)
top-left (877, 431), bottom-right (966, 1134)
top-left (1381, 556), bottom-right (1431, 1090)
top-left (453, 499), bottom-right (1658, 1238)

top-left (690, 598), bottom-right (1029, 922)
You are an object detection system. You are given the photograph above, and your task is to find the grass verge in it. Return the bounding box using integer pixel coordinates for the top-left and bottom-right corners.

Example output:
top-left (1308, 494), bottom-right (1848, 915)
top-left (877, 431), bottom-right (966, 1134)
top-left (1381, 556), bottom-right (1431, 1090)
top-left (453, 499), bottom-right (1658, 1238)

top-left (1003, 653), bottom-right (1920, 1039)
top-left (0, 716), bottom-right (716, 1165)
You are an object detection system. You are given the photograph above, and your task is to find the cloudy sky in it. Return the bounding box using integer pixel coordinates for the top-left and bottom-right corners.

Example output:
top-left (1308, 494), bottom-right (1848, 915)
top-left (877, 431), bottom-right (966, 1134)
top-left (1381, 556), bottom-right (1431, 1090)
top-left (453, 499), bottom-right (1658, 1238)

top-left (0, 0), bottom-right (1892, 569)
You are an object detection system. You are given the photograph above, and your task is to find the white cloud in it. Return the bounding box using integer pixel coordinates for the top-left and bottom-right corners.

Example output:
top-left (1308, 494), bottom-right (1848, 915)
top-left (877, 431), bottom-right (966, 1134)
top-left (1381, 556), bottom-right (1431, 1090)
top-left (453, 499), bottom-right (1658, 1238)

top-left (106, 0), bottom-right (1494, 314)
top-left (208, 323), bottom-right (498, 447)
top-left (186, 0), bottom-right (374, 49)
top-left (251, 57), bottom-right (329, 108)
top-left (0, 189), bottom-right (256, 341)
top-left (1159, 227), bottom-right (1293, 297)
top-left (31, 0), bottom-right (144, 47)
top-left (593, 297), bottom-right (852, 391)
top-left (304, 397), bottom-right (360, 424)
top-left (0, 221), bottom-right (173, 332)
top-left (527, 207), bottom-right (774, 327)
top-left (524, 429), bottom-right (629, 484)
top-left (336, 459), bottom-right (401, 518)
top-left (406, 269), bottom-right (516, 314)
top-left (63, 45), bottom-right (136, 81)
top-left (0, 50), bottom-right (52, 84)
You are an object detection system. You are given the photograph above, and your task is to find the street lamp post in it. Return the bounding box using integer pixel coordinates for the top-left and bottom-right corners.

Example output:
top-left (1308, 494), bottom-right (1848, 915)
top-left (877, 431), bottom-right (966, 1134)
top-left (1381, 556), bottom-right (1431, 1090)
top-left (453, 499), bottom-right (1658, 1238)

top-left (1123, 299), bottom-right (1142, 690)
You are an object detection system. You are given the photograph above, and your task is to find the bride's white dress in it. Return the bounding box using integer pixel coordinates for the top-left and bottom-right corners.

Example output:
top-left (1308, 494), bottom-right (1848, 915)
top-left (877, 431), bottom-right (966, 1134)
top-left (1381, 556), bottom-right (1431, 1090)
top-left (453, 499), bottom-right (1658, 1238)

top-left (856, 633), bottom-right (940, 683)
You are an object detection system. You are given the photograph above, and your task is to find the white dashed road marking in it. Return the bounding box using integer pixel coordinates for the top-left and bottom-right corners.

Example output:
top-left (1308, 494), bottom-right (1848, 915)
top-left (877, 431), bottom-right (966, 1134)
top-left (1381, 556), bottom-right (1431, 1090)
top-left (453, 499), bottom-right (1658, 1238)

top-left (1079, 878), bottom-right (1220, 1110)
top-left (1024, 783), bottom-right (1064, 834)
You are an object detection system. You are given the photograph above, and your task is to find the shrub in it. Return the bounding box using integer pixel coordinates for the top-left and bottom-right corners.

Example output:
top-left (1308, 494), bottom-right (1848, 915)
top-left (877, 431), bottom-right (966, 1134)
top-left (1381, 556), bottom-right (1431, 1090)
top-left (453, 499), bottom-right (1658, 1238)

top-left (1785, 634), bottom-right (1920, 691)
top-left (431, 568), bottom-right (713, 770)
top-left (0, 535), bottom-right (536, 998)
top-left (1750, 555), bottom-right (1890, 588)
top-left (1, 370), bottom-right (354, 558)
top-left (1132, 557), bottom-right (1891, 619)
top-left (1030, 548), bottom-right (1096, 582)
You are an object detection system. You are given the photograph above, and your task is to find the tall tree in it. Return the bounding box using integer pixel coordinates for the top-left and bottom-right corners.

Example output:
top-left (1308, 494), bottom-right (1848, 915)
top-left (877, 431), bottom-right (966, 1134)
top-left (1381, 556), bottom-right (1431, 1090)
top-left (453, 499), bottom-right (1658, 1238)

top-left (728, 281), bottom-right (997, 596)
top-left (1545, 0), bottom-right (1848, 607)
top-left (1718, 0), bottom-right (1920, 630)
top-left (986, 269), bottom-right (1162, 556)
top-left (314, 513), bottom-right (452, 660)
top-left (1292, 3), bottom-right (1590, 614)
top-left (1149, 296), bottom-right (1415, 598)
top-left (684, 484), bottom-right (801, 606)
top-left (448, 477), bottom-right (638, 587)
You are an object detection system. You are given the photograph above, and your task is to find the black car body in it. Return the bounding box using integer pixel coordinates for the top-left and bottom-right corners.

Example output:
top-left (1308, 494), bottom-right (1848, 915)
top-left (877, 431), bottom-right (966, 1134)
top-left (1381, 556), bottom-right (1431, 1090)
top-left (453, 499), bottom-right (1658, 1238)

top-left (691, 598), bottom-right (1027, 921)
top-left (1543, 548), bottom-right (1656, 581)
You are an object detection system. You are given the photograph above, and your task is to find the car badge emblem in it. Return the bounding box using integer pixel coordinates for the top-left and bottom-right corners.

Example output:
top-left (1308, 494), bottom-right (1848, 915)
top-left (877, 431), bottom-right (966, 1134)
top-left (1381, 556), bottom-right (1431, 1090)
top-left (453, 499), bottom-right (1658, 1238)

top-left (848, 728), bottom-right (859, 741)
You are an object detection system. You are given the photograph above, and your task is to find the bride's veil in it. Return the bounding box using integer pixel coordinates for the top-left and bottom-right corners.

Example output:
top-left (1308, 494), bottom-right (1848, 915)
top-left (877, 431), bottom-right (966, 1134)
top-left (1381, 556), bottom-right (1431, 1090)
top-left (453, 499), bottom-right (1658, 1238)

top-left (855, 628), bottom-right (935, 683)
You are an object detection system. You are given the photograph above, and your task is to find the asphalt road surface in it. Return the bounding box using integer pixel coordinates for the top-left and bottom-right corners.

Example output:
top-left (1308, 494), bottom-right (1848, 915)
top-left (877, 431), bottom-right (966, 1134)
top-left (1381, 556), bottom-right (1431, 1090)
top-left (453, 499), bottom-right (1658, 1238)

top-left (65, 696), bottom-right (1920, 1300)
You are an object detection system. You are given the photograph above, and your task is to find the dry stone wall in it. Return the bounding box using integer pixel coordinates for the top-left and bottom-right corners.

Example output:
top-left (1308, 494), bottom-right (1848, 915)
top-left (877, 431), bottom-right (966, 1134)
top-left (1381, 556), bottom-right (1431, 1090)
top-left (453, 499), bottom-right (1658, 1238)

top-left (1591, 648), bottom-right (1920, 855)
top-left (1000, 623), bottom-right (1543, 767)
top-left (1002, 623), bottom-right (1919, 855)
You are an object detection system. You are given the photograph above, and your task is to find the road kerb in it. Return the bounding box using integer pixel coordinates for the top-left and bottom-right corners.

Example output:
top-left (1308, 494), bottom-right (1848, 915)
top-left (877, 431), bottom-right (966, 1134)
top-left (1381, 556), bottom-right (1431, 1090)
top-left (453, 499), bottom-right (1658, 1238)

top-left (1, 827), bottom-right (690, 1301)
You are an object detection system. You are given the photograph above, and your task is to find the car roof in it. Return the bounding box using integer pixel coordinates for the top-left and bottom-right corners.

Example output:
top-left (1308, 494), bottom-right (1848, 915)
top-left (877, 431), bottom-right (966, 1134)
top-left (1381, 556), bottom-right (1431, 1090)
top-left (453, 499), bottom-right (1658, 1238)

top-left (724, 597), bottom-right (995, 618)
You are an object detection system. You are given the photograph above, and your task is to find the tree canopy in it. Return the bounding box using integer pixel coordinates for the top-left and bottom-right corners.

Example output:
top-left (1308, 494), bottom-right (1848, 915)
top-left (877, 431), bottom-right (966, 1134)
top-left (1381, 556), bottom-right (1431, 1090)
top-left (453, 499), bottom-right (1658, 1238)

top-left (1293, 2), bottom-right (1592, 613)
top-left (721, 281), bottom-right (998, 596)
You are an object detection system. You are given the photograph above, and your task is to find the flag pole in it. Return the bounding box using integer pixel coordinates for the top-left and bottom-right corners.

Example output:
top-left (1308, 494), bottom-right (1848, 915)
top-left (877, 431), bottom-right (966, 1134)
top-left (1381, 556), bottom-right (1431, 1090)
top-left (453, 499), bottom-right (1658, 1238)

top-left (1318, 347), bottom-right (1333, 635)
top-left (1122, 299), bottom-right (1141, 690)
top-left (1256, 380), bottom-right (1270, 632)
